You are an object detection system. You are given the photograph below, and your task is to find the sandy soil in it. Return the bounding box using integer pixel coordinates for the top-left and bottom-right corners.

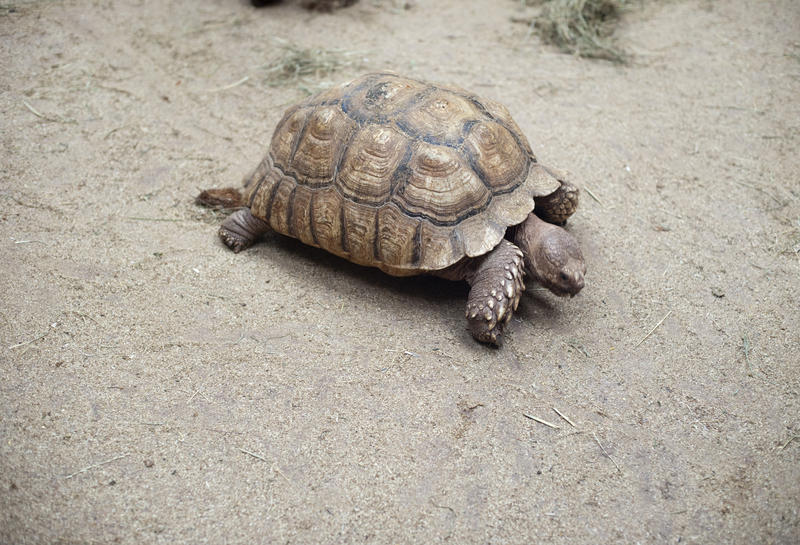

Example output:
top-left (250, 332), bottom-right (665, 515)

top-left (2, 0), bottom-right (799, 543)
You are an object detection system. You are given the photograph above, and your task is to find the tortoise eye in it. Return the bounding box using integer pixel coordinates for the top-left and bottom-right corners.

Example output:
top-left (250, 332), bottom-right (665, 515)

top-left (559, 272), bottom-right (569, 282)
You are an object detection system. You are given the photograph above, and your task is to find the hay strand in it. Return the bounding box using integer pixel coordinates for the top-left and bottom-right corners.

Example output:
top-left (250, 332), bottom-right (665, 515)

top-left (523, 413), bottom-right (561, 429)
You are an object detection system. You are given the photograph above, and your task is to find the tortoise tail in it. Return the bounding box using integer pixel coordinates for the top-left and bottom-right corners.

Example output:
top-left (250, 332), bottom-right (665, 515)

top-left (195, 187), bottom-right (245, 210)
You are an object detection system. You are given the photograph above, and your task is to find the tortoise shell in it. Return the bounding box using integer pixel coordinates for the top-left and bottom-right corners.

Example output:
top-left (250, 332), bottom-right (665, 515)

top-left (242, 72), bottom-right (560, 276)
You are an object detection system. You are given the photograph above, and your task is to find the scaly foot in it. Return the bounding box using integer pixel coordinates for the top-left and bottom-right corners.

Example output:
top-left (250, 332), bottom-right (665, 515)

top-left (219, 208), bottom-right (270, 253)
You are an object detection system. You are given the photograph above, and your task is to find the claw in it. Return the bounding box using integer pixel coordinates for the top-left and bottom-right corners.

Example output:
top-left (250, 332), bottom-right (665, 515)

top-left (496, 299), bottom-right (507, 322)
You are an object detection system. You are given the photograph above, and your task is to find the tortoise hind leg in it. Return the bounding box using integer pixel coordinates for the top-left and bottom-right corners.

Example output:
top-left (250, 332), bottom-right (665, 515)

top-left (219, 209), bottom-right (270, 253)
top-left (448, 240), bottom-right (525, 346)
top-left (534, 177), bottom-right (579, 226)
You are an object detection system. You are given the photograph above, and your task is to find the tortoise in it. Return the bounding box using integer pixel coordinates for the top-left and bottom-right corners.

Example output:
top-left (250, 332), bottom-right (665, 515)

top-left (198, 72), bottom-right (585, 345)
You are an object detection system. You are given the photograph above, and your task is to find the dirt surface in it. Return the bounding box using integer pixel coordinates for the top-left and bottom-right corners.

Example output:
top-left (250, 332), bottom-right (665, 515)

top-left (2, 0), bottom-right (799, 543)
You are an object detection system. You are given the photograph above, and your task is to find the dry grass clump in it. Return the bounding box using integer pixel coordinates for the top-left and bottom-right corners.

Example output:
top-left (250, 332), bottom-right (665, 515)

top-left (261, 40), bottom-right (360, 87)
top-left (530, 0), bottom-right (629, 63)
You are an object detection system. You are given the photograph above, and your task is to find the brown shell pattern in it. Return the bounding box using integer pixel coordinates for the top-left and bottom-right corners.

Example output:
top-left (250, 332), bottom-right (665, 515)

top-left (243, 72), bottom-right (560, 275)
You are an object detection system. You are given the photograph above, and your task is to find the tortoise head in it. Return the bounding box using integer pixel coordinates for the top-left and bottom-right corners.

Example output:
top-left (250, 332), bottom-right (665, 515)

top-left (533, 229), bottom-right (585, 296)
top-left (513, 214), bottom-right (586, 297)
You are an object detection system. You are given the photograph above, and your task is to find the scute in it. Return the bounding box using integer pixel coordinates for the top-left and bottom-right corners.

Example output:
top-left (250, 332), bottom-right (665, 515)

top-left (270, 106), bottom-right (310, 170)
top-left (341, 200), bottom-right (378, 265)
top-left (394, 90), bottom-right (481, 146)
top-left (465, 121), bottom-right (529, 193)
top-left (376, 204), bottom-right (420, 269)
top-left (290, 106), bottom-right (357, 188)
top-left (246, 73), bottom-right (563, 274)
top-left (418, 221), bottom-right (461, 270)
top-left (392, 144), bottom-right (490, 225)
top-left (335, 125), bottom-right (408, 205)
top-left (342, 74), bottom-right (428, 123)
top-left (478, 96), bottom-right (534, 157)
top-left (455, 212), bottom-right (504, 257)
top-left (310, 187), bottom-right (345, 255)
top-left (289, 185), bottom-right (316, 246)
top-left (248, 160), bottom-right (283, 218)
top-left (267, 178), bottom-right (296, 235)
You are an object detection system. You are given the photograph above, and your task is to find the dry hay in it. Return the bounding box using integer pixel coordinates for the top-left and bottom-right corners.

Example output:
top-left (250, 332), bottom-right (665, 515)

top-left (261, 40), bottom-right (360, 88)
top-left (527, 0), bottom-right (628, 63)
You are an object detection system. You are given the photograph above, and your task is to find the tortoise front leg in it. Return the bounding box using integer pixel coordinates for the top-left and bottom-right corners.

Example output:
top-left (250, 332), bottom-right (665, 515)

top-left (534, 177), bottom-right (579, 226)
top-left (439, 239), bottom-right (525, 346)
top-left (465, 240), bottom-right (526, 345)
top-left (219, 209), bottom-right (270, 253)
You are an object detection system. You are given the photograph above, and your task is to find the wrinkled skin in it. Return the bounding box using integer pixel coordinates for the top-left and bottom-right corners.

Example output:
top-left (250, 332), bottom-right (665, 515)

top-left (511, 214), bottom-right (585, 297)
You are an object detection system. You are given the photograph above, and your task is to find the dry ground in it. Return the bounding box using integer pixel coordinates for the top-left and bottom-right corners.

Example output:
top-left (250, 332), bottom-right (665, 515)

top-left (1, 0), bottom-right (799, 543)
